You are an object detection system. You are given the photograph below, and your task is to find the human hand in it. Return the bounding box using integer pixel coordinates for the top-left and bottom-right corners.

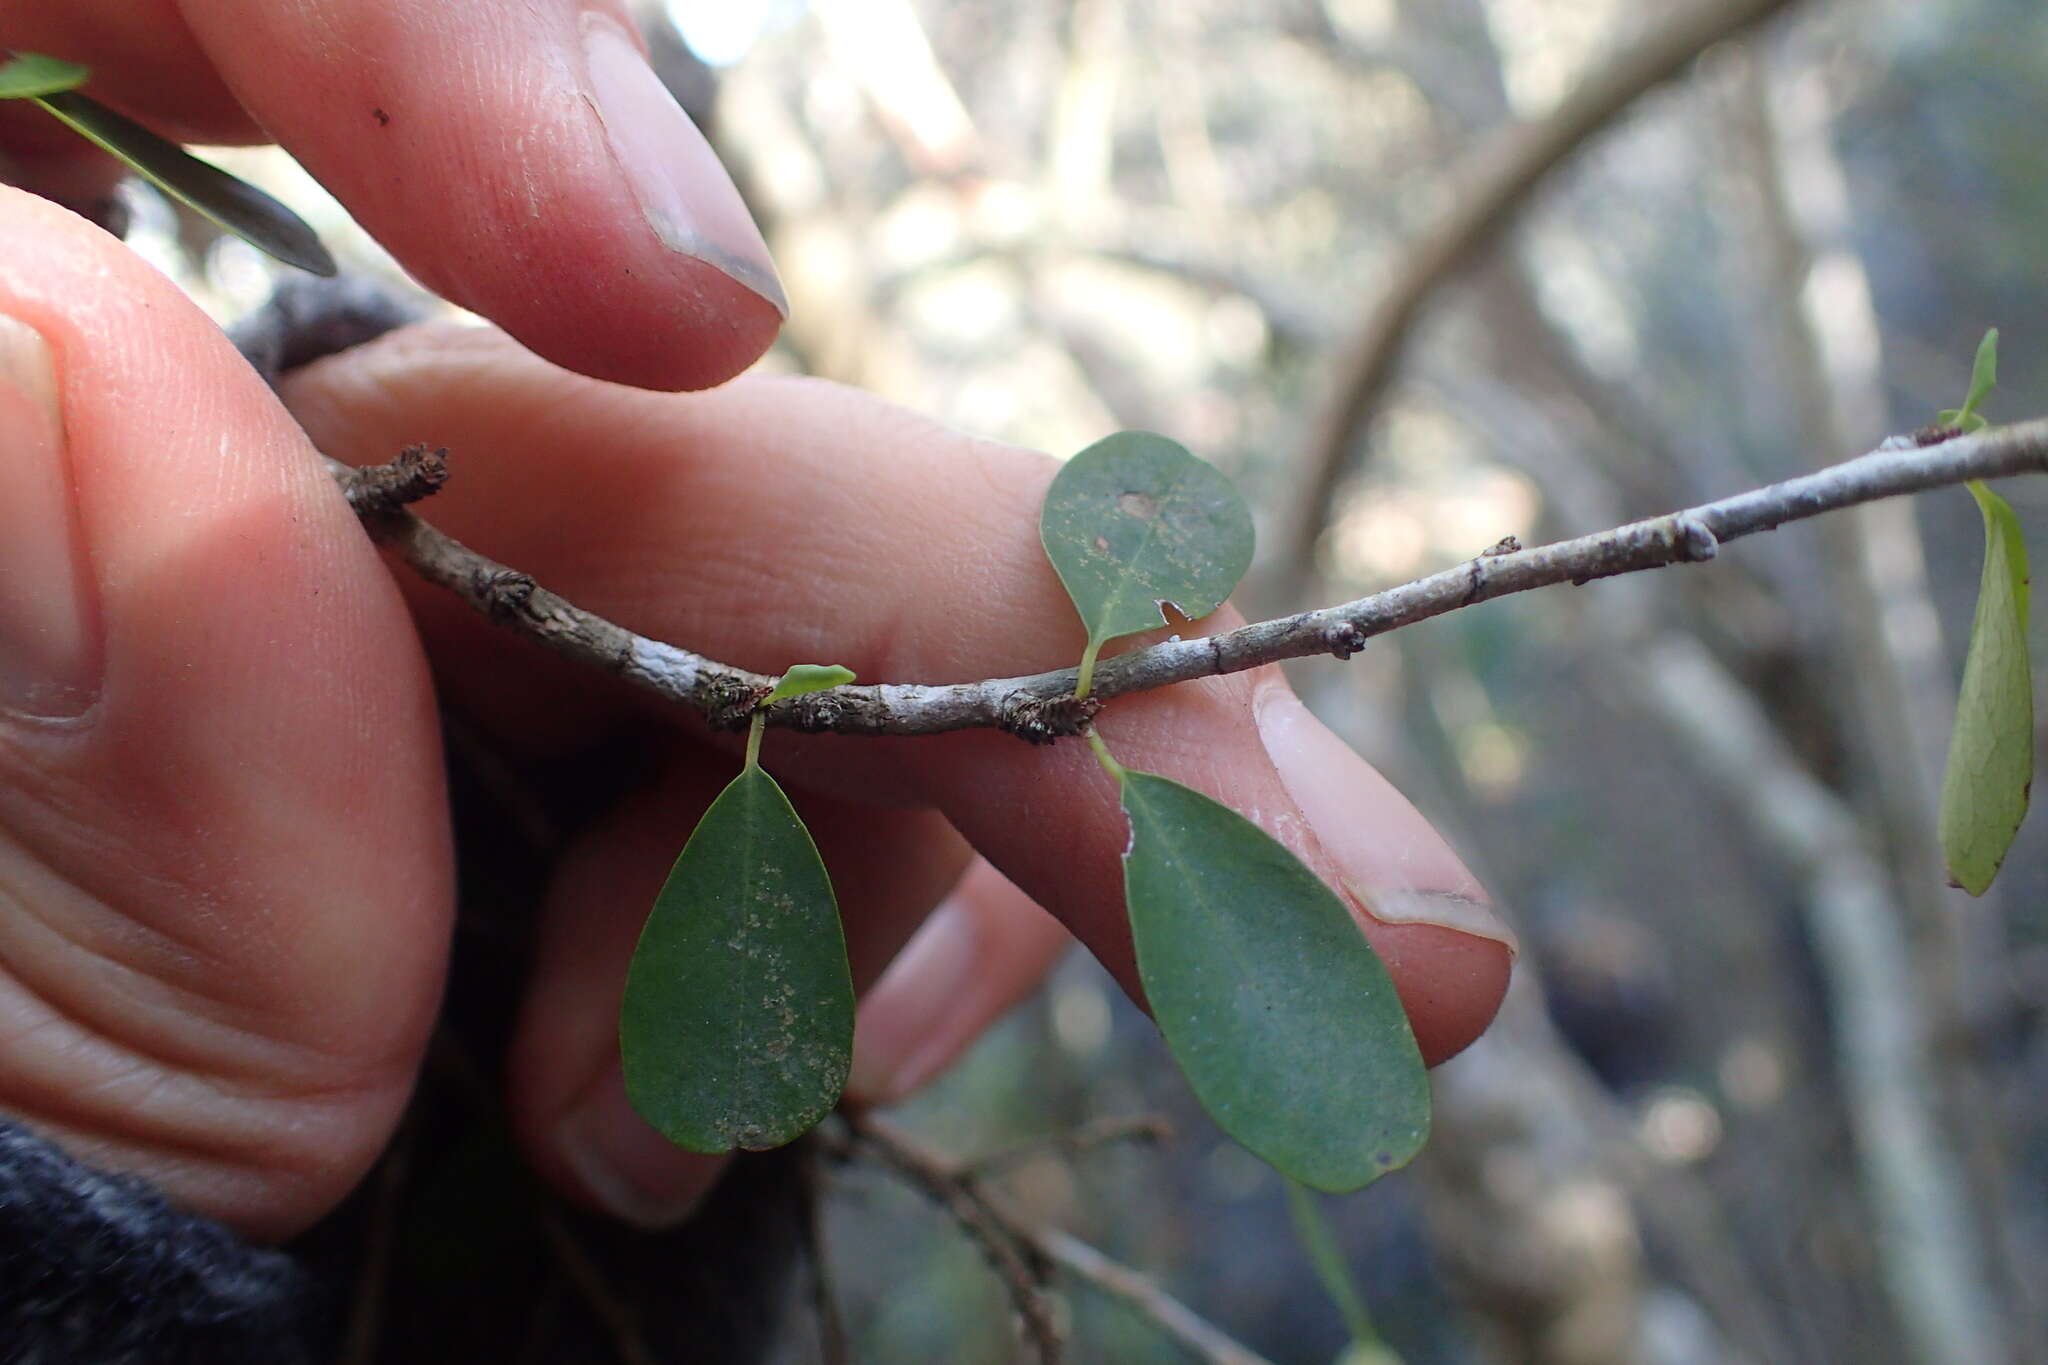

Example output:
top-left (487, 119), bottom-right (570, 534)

top-left (0, 190), bottom-right (1512, 1240)
top-left (0, 0), bottom-right (784, 390)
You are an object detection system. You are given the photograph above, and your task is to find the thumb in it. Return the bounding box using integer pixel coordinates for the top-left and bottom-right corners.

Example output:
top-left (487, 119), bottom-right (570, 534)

top-left (1, 0), bottom-right (786, 390)
top-left (0, 187), bottom-right (450, 1239)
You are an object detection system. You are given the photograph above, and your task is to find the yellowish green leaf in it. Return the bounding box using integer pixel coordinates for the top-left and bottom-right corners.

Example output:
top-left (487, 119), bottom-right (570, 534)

top-left (1939, 480), bottom-right (2033, 895)
top-left (0, 52), bottom-right (88, 100)
top-left (763, 663), bottom-right (855, 706)
top-left (1959, 327), bottom-right (1999, 423)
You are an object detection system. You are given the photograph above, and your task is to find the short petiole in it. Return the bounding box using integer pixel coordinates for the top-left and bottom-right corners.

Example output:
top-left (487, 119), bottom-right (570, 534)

top-left (1084, 725), bottom-right (1125, 780)
top-left (1074, 640), bottom-right (1104, 702)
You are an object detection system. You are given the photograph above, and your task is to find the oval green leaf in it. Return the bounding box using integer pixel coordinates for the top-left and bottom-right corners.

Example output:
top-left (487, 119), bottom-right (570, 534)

top-left (0, 52), bottom-right (89, 100)
top-left (1939, 480), bottom-right (2033, 896)
top-left (1118, 768), bottom-right (1429, 1190)
top-left (764, 663), bottom-right (856, 706)
top-left (32, 91), bottom-right (336, 276)
top-left (621, 765), bottom-right (854, 1152)
top-left (1040, 431), bottom-right (1254, 653)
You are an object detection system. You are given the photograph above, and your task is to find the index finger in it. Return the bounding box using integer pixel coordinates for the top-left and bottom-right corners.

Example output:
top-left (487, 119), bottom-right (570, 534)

top-left (283, 327), bottom-right (1516, 1065)
top-left (1, 0), bottom-right (783, 390)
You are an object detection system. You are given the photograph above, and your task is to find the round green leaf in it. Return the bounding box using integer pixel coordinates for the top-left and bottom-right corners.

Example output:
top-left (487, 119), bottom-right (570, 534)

top-left (1939, 480), bottom-right (2033, 896)
top-left (621, 765), bottom-right (854, 1152)
top-left (1118, 768), bottom-right (1429, 1191)
top-left (0, 52), bottom-right (89, 100)
top-left (1039, 431), bottom-right (1254, 653)
top-left (33, 91), bottom-right (336, 276)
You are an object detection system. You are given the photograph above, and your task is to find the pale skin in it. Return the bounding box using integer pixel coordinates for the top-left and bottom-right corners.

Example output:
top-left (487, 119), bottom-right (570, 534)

top-left (0, 0), bottom-right (1513, 1242)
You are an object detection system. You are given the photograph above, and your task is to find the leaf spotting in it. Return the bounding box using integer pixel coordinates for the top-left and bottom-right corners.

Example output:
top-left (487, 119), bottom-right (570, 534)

top-left (1040, 432), bottom-right (1254, 698)
top-left (620, 663), bottom-right (858, 1152)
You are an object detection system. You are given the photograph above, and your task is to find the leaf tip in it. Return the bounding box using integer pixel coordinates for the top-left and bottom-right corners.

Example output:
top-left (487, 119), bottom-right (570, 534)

top-left (1958, 326), bottom-right (2000, 423)
top-left (0, 51), bottom-right (90, 100)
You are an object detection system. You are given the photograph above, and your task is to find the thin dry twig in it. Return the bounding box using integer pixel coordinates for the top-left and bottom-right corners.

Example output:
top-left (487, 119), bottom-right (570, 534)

top-left (333, 418), bottom-right (2048, 742)
top-left (798, 1146), bottom-right (852, 1365)
top-left (831, 1114), bottom-right (1278, 1365)
top-left (337, 443), bottom-right (449, 515)
top-left (537, 1213), bottom-right (661, 1365)
top-left (835, 1113), bottom-right (1066, 1364)
top-left (1281, 0), bottom-right (1799, 574)
top-left (960, 1114), bottom-right (1173, 1178)
top-left (1034, 1228), bottom-right (1277, 1365)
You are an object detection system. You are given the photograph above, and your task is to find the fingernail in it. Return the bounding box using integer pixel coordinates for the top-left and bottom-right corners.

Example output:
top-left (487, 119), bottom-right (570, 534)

top-left (580, 11), bottom-right (788, 317)
top-left (848, 901), bottom-right (980, 1105)
top-left (1256, 684), bottom-right (1518, 956)
top-left (556, 1057), bottom-right (723, 1229)
top-left (0, 314), bottom-right (99, 718)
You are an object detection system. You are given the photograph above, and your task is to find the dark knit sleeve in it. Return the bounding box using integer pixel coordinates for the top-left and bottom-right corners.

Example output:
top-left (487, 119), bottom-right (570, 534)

top-left (0, 1119), bottom-right (319, 1365)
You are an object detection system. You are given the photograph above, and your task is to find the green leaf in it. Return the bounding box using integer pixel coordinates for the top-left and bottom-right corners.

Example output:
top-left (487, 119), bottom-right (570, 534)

top-left (621, 764), bottom-right (854, 1152)
top-left (763, 663), bottom-right (855, 706)
top-left (1934, 328), bottom-right (1999, 434)
top-left (1939, 480), bottom-right (2033, 896)
top-left (0, 52), bottom-right (88, 100)
top-left (1284, 1178), bottom-right (1380, 1350)
top-left (31, 92), bottom-right (336, 276)
top-left (1117, 768), bottom-right (1429, 1191)
top-left (1959, 327), bottom-right (1999, 424)
top-left (1040, 431), bottom-right (1254, 695)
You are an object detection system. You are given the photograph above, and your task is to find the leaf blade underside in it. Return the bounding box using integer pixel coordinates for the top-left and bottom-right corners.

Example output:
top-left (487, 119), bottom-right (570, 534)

top-left (621, 765), bottom-right (854, 1152)
top-left (1118, 768), bottom-right (1430, 1191)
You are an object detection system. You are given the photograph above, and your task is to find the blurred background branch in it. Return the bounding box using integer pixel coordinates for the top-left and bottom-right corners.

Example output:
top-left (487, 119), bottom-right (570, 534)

top-left (1277, 0), bottom-right (1799, 597)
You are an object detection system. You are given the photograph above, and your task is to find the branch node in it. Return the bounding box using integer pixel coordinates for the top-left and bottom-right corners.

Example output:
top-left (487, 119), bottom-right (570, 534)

top-left (477, 568), bottom-right (538, 624)
top-left (1910, 422), bottom-right (1964, 447)
top-left (708, 678), bottom-right (773, 732)
top-left (343, 444), bottom-right (449, 516)
top-left (1002, 692), bottom-right (1099, 745)
top-left (1483, 534), bottom-right (1522, 556)
top-left (1462, 557), bottom-right (1491, 604)
top-left (1321, 620), bottom-right (1368, 660)
top-left (1670, 514), bottom-right (1719, 562)
top-left (786, 690), bottom-right (855, 733)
